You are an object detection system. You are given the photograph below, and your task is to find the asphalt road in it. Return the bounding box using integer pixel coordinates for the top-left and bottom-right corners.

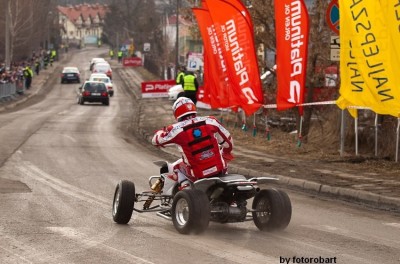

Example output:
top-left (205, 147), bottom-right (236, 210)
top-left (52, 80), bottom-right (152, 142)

top-left (0, 48), bottom-right (399, 264)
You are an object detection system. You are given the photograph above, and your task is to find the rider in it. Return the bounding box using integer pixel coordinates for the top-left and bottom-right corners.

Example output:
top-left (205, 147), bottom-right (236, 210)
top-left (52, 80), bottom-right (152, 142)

top-left (151, 97), bottom-right (234, 190)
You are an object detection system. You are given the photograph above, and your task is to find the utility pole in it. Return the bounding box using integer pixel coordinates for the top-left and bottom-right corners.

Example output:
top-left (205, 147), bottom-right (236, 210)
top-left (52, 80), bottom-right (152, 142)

top-left (175, 0), bottom-right (180, 75)
top-left (5, 0), bottom-right (11, 68)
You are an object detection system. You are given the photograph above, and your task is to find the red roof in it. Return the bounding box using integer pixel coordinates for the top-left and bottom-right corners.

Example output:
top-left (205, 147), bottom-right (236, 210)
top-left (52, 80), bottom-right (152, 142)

top-left (58, 3), bottom-right (109, 24)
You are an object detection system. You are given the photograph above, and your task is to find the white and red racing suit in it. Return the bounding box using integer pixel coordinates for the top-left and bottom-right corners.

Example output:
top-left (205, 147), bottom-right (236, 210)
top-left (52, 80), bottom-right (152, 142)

top-left (152, 116), bottom-right (233, 183)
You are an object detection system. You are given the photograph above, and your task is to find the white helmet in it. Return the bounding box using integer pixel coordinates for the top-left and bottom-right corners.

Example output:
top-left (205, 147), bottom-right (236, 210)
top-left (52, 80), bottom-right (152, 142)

top-left (172, 97), bottom-right (197, 121)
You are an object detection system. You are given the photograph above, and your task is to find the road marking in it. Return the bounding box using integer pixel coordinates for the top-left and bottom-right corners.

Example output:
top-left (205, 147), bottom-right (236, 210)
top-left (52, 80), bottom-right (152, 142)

top-left (0, 235), bottom-right (34, 264)
top-left (63, 134), bottom-right (76, 142)
top-left (384, 223), bottom-right (400, 228)
top-left (17, 162), bottom-right (109, 209)
top-left (131, 219), bottom-right (276, 264)
top-left (302, 224), bottom-right (400, 247)
top-left (15, 161), bottom-right (277, 263)
top-left (46, 227), bottom-right (155, 264)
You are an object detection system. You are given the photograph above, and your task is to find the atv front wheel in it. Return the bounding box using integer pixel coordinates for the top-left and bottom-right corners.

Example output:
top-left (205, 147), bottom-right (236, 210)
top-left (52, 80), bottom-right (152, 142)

top-left (172, 189), bottom-right (210, 234)
top-left (112, 180), bottom-right (135, 224)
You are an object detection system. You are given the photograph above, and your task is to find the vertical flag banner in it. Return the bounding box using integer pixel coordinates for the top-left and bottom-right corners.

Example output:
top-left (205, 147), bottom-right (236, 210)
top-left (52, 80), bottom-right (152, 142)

top-left (337, 0), bottom-right (400, 117)
top-left (193, 8), bottom-right (235, 108)
top-left (204, 0), bottom-right (264, 116)
top-left (274, 0), bottom-right (309, 114)
top-left (381, 0), bottom-right (400, 64)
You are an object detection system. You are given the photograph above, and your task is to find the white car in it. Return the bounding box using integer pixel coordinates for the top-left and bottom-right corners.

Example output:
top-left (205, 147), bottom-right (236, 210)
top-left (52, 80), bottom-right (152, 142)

top-left (92, 62), bottom-right (112, 79)
top-left (89, 73), bottom-right (114, 96)
top-left (89, 58), bottom-right (106, 71)
top-left (168, 84), bottom-right (184, 101)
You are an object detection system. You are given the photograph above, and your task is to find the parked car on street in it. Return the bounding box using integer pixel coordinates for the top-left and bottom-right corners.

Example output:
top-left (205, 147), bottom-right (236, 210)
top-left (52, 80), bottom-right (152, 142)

top-left (61, 67), bottom-right (80, 84)
top-left (89, 73), bottom-right (114, 96)
top-left (92, 62), bottom-right (112, 79)
top-left (77, 81), bottom-right (109, 106)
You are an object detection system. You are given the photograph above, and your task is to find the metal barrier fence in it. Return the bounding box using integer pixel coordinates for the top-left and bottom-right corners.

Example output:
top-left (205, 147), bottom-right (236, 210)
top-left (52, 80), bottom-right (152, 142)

top-left (0, 81), bottom-right (24, 100)
top-left (0, 83), bottom-right (17, 99)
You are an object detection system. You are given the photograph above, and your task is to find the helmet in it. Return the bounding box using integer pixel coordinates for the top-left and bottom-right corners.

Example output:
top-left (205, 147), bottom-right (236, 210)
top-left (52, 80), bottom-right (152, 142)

top-left (172, 97), bottom-right (197, 121)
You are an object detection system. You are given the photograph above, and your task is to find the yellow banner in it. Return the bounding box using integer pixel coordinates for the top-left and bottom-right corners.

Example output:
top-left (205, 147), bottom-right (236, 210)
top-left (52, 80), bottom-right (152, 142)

top-left (337, 0), bottom-right (400, 117)
top-left (380, 0), bottom-right (400, 64)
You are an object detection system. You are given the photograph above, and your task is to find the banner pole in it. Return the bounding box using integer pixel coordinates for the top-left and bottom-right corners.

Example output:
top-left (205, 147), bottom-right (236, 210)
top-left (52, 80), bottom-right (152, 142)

top-left (252, 114), bottom-right (257, 137)
top-left (355, 111), bottom-right (359, 156)
top-left (396, 118), bottom-right (400, 162)
top-left (374, 114), bottom-right (378, 157)
top-left (297, 115), bottom-right (303, 147)
top-left (265, 113), bottom-right (271, 140)
top-left (340, 109), bottom-right (345, 157)
top-left (241, 110), bottom-right (247, 131)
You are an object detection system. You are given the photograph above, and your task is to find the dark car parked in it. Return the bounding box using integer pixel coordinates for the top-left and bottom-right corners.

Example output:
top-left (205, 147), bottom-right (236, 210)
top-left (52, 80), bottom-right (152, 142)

top-left (77, 81), bottom-right (109, 106)
top-left (61, 67), bottom-right (80, 84)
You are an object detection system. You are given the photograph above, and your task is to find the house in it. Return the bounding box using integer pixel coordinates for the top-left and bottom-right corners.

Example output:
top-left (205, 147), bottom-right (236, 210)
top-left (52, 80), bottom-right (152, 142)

top-left (163, 14), bottom-right (203, 68)
top-left (57, 3), bottom-right (109, 47)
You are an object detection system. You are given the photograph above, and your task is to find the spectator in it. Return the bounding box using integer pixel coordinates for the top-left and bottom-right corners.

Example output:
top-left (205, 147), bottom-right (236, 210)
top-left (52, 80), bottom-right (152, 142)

top-left (34, 59), bottom-right (40, 75)
top-left (176, 66), bottom-right (185, 85)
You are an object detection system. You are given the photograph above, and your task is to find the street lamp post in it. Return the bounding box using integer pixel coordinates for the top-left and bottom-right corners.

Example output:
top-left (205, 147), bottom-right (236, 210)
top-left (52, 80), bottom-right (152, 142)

top-left (175, 0), bottom-right (180, 76)
top-left (47, 11), bottom-right (53, 50)
top-left (5, 0), bottom-right (11, 68)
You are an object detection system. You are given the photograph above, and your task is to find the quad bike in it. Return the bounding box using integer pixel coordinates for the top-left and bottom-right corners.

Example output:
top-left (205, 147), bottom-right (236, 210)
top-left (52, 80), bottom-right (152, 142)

top-left (112, 161), bottom-right (292, 234)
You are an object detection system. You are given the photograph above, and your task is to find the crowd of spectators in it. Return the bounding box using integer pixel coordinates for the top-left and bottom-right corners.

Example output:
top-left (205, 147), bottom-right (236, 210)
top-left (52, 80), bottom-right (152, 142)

top-left (0, 49), bottom-right (57, 92)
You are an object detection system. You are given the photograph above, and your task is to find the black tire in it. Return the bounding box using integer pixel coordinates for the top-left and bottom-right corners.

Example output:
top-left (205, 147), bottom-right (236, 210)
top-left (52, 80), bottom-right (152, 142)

top-left (252, 188), bottom-right (290, 231)
top-left (112, 180), bottom-right (135, 224)
top-left (276, 190), bottom-right (292, 230)
top-left (103, 100), bottom-right (109, 106)
top-left (172, 189), bottom-right (210, 234)
top-left (79, 98), bottom-right (84, 105)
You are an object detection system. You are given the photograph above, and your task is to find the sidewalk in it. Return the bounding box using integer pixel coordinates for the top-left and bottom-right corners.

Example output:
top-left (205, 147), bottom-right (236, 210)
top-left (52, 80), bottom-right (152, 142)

top-left (117, 66), bottom-right (400, 213)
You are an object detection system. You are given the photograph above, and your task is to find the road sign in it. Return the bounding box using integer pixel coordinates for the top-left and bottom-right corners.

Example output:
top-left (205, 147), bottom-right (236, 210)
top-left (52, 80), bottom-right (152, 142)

top-left (330, 36), bottom-right (340, 61)
top-left (326, 0), bottom-right (339, 35)
top-left (143, 43), bottom-right (150, 52)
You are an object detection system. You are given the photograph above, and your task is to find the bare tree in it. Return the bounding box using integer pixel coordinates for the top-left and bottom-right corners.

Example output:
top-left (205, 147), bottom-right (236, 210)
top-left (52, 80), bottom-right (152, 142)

top-left (103, 0), bottom-right (165, 76)
top-left (0, 0), bottom-right (54, 63)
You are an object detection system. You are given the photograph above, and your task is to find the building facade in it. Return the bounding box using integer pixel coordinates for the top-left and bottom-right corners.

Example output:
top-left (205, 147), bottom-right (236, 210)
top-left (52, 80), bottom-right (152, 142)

top-left (57, 3), bottom-right (109, 47)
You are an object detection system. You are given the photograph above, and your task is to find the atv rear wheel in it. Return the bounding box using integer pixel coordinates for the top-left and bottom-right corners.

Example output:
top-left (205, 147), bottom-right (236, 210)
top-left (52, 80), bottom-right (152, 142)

top-left (172, 189), bottom-right (210, 234)
top-left (112, 180), bottom-right (135, 224)
top-left (276, 190), bottom-right (292, 230)
top-left (252, 188), bottom-right (291, 231)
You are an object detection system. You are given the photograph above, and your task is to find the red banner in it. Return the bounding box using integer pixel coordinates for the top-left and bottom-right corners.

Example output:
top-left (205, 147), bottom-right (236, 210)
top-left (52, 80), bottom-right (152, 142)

top-left (204, 0), bottom-right (263, 116)
top-left (275, 0), bottom-right (309, 114)
top-left (193, 7), bottom-right (234, 109)
top-left (141, 80), bottom-right (175, 98)
top-left (123, 57), bottom-right (143, 67)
